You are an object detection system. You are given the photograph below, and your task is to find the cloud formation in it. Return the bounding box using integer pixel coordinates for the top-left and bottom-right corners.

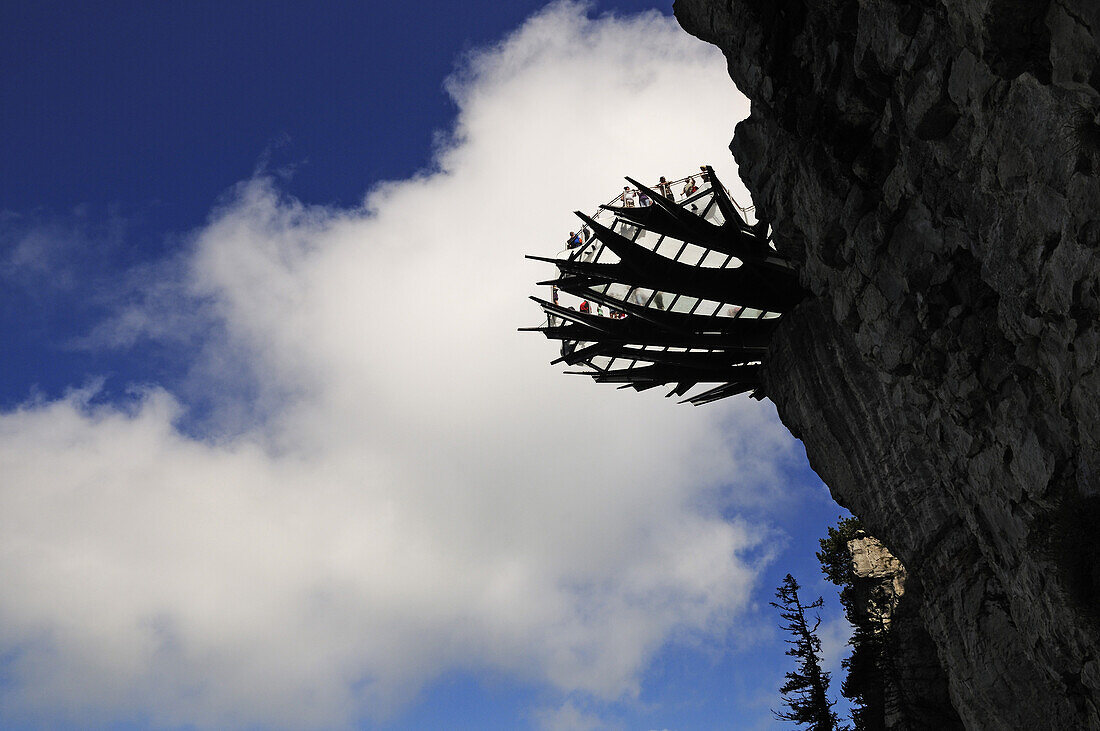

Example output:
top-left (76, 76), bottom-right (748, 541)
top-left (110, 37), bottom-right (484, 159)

top-left (0, 3), bottom-right (798, 727)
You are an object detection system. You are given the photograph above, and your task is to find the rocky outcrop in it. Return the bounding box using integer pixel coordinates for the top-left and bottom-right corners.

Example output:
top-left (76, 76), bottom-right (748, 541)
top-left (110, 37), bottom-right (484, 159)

top-left (848, 535), bottom-right (906, 625)
top-left (845, 534), bottom-right (961, 730)
top-left (674, 0), bottom-right (1100, 727)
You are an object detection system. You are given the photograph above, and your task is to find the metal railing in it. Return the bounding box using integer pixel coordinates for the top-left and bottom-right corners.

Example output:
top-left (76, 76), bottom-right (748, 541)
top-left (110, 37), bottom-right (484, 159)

top-left (556, 168), bottom-right (753, 256)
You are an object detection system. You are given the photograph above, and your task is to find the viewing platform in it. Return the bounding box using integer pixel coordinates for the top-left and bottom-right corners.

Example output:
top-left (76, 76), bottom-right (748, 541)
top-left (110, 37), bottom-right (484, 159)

top-left (523, 166), bottom-right (804, 405)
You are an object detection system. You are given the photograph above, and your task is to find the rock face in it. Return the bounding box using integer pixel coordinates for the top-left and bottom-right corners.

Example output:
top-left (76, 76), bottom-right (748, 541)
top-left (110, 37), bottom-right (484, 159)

top-left (674, 0), bottom-right (1100, 726)
top-left (846, 535), bottom-right (961, 729)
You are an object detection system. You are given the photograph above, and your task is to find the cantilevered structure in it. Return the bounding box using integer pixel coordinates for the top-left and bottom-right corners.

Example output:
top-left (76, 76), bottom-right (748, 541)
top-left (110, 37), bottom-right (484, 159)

top-left (522, 166), bottom-right (804, 405)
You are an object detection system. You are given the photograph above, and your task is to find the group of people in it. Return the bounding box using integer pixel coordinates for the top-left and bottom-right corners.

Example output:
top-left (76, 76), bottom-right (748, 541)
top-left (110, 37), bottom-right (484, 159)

top-left (551, 287), bottom-right (627, 320)
top-left (579, 300), bottom-right (626, 319)
top-left (564, 165), bottom-right (714, 247)
top-left (616, 165), bottom-right (711, 208)
top-left (553, 166), bottom-right (715, 319)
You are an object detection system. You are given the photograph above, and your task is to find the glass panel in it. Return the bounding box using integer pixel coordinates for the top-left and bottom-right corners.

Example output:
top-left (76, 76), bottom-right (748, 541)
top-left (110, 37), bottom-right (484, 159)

top-left (590, 356), bottom-right (612, 370)
top-left (696, 300), bottom-right (722, 317)
top-left (654, 235), bottom-right (685, 260)
top-left (681, 242), bottom-right (708, 264)
top-left (706, 202), bottom-right (726, 226)
top-left (669, 240), bottom-right (690, 263)
top-left (615, 221), bottom-right (639, 239)
top-left (708, 305), bottom-right (734, 318)
top-left (637, 233), bottom-right (662, 253)
top-left (592, 246), bottom-right (618, 265)
top-left (737, 307), bottom-right (762, 319)
top-left (698, 250), bottom-right (731, 268)
top-left (647, 291), bottom-right (674, 311)
top-left (603, 283), bottom-right (632, 302)
top-left (670, 295), bottom-right (700, 314)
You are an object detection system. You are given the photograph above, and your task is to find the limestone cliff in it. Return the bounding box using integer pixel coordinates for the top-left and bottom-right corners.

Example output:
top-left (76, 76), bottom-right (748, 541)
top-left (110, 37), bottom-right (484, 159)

top-left (674, 0), bottom-right (1100, 726)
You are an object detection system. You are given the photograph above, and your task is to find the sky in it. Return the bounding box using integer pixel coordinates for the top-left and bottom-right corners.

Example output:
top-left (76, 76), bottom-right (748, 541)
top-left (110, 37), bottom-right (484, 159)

top-left (0, 2), bottom-right (853, 729)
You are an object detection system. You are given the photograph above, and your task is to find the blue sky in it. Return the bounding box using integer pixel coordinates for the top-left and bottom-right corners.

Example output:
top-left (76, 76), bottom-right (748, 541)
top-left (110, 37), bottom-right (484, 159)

top-left (1, 2), bottom-right (852, 729)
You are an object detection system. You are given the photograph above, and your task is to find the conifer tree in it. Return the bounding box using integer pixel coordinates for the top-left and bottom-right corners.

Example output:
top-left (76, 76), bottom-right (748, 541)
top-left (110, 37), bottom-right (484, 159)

top-left (772, 573), bottom-right (840, 731)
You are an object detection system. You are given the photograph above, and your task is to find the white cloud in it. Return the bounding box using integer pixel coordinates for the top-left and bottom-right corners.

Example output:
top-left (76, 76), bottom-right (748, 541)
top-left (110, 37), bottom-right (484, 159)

top-left (818, 613), bottom-right (855, 682)
top-left (0, 2), bottom-right (799, 727)
top-left (534, 699), bottom-right (612, 731)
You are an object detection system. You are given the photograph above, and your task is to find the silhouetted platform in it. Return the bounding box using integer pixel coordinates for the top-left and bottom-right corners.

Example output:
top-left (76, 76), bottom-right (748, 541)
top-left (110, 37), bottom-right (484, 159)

top-left (523, 166), bottom-right (804, 405)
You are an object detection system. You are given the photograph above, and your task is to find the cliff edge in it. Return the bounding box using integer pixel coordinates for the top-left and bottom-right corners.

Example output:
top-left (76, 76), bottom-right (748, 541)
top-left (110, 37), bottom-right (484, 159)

top-left (674, 0), bottom-right (1100, 726)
